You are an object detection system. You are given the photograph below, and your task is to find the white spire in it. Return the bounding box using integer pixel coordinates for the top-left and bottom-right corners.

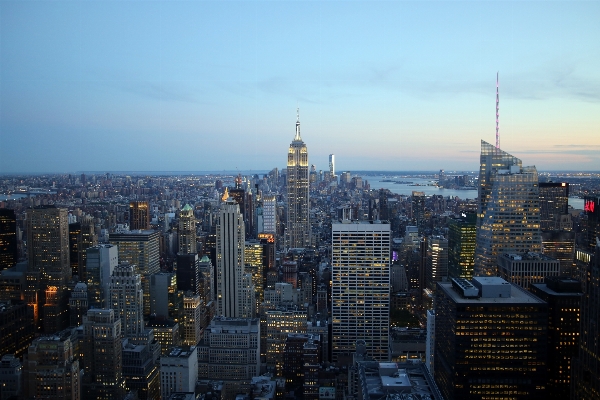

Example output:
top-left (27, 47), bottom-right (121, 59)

top-left (294, 107), bottom-right (302, 141)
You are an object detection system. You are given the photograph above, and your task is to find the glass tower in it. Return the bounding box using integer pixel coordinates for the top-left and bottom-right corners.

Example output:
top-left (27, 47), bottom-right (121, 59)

top-left (474, 141), bottom-right (542, 276)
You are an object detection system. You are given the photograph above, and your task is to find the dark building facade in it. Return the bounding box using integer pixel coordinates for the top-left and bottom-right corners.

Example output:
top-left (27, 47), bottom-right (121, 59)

top-left (530, 277), bottom-right (582, 400)
top-left (435, 277), bottom-right (548, 400)
top-left (129, 201), bottom-right (150, 230)
top-left (447, 212), bottom-right (477, 280)
top-left (539, 182), bottom-right (569, 231)
top-left (0, 209), bottom-right (18, 272)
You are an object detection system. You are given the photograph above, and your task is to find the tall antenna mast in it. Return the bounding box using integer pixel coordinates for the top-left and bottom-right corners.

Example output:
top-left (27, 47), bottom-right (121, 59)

top-left (496, 71), bottom-right (500, 149)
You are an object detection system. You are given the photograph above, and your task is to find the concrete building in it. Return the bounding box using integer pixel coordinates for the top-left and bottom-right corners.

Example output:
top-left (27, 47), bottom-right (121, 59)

top-left (197, 317), bottom-right (260, 381)
top-left (108, 263), bottom-right (144, 338)
top-left (0, 354), bottom-right (22, 400)
top-left (160, 346), bottom-right (198, 399)
top-left (498, 252), bottom-right (561, 290)
top-left (332, 221), bottom-right (390, 362)
top-left (178, 204), bottom-right (196, 255)
top-left (86, 244), bottom-right (118, 309)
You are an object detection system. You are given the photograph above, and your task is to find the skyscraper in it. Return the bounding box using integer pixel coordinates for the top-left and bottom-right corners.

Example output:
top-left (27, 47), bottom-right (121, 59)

top-left (0, 208), bottom-right (18, 272)
top-left (82, 309), bottom-right (125, 399)
top-left (474, 141), bottom-right (542, 276)
top-left (129, 201), bottom-right (150, 230)
top-left (331, 221), bottom-right (390, 362)
top-left (26, 206), bottom-right (70, 333)
top-left (262, 195), bottom-right (277, 234)
top-left (425, 235), bottom-right (448, 292)
top-left (447, 212), bottom-right (477, 280)
top-left (287, 109), bottom-right (310, 249)
top-left (216, 196), bottom-right (254, 318)
top-left (178, 204), bottom-right (196, 255)
top-left (86, 244), bottom-right (118, 309)
top-left (412, 191), bottom-right (426, 232)
top-left (539, 182), bottom-right (569, 231)
top-left (329, 154), bottom-right (335, 178)
top-left (108, 263), bottom-right (144, 338)
top-left (435, 277), bottom-right (548, 400)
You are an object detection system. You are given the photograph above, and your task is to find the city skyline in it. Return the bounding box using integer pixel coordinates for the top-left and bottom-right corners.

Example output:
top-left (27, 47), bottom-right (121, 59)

top-left (1, 1), bottom-right (599, 173)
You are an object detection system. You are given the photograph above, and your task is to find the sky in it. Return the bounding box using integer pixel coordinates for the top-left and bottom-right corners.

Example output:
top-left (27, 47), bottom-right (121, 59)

top-left (1, 1), bottom-right (599, 174)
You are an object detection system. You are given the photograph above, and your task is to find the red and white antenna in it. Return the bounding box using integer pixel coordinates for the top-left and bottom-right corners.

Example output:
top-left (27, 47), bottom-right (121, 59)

top-left (496, 72), bottom-right (500, 149)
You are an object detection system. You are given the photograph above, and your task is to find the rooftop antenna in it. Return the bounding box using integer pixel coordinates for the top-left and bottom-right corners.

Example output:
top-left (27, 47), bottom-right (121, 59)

top-left (496, 72), bottom-right (500, 149)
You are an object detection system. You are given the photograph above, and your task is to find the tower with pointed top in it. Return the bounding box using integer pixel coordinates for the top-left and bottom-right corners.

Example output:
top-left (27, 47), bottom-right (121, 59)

top-left (286, 109), bottom-right (310, 249)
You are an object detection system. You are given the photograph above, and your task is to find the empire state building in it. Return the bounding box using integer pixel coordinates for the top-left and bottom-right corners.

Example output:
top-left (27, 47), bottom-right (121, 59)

top-left (287, 109), bottom-right (310, 249)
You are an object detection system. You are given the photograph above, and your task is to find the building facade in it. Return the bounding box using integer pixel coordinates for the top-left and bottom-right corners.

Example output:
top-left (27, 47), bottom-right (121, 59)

top-left (286, 110), bottom-right (310, 249)
top-left (332, 221), bottom-right (390, 362)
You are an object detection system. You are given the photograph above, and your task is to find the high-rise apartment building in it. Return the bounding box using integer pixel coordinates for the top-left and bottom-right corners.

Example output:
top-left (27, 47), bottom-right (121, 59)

top-left (0, 208), bottom-right (18, 272)
top-left (182, 294), bottom-right (204, 346)
top-left (216, 196), bottom-right (254, 318)
top-left (435, 277), bottom-right (548, 400)
top-left (86, 244), bottom-right (118, 308)
top-left (331, 221), bottom-right (390, 362)
top-left (286, 110), bottom-right (310, 249)
top-left (474, 141), bottom-right (542, 276)
top-left (447, 212), bottom-right (477, 280)
top-left (109, 230), bottom-right (160, 315)
top-left (129, 201), bottom-right (150, 230)
top-left (178, 204), bottom-right (196, 255)
top-left (82, 309), bottom-right (125, 400)
top-left (26, 206), bottom-right (70, 333)
top-left (108, 263), bottom-right (144, 338)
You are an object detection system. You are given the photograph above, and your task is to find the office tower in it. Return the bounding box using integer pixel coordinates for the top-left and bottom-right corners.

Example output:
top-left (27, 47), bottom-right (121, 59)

top-left (69, 222), bottom-right (83, 280)
top-left (265, 307), bottom-right (307, 374)
top-left (26, 206), bottom-right (70, 333)
top-left (474, 141), bottom-right (542, 276)
top-left (109, 230), bottom-right (160, 315)
top-left (329, 154), bottom-right (335, 178)
top-left (435, 277), bottom-right (548, 400)
top-left (447, 212), bottom-right (477, 280)
top-left (331, 221), bottom-right (390, 362)
top-left (245, 239), bottom-right (264, 314)
top-left (86, 244), bottom-right (118, 308)
top-left (176, 253), bottom-right (199, 295)
top-left (68, 282), bottom-right (88, 327)
top-left (498, 252), bottom-right (560, 290)
top-left (530, 277), bottom-right (582, 400)
top-left (283, 333), bottom-right (321, 397)
top-left (197, 317), bottom-right (260, 380)
top-left (82, 309), bottom-right (125, 400)
top-left (426, 309), bottom-right (435, 374)
top-left (160, 346), bottom-right (198, 399)
top-left (262, 196), bottom-right (277, 234)
top-left (286, 109), bottom-right (310, 249)
top-left (77, 215), bottom-right (97, 281)
top-left (0, 354), bottom-right (22, 400)
top-left (198, 255), bottom-right (214, 307)
top-left (23, 328), bottom-right (81, 400)
top-left (182, 294), bottom-right (204, 346)
top-left (121, 334), bottom-right (161, 400)
top-left (282, 260), bottom-right (298, 288)
top-left (0, 299), bottom-right (35, 358)
top-left (425, 235), bottom-right (448, 292)
top-left (0, 208), bottom-right (18, 271)
top-left (542, 230), bottom-right (576, 276)
top-left (150, 272), bottom-right (177, 319)
top-left (147, 317), bottom-right (180, 354)
top-left (539, 182), bottom-right (569, 230)
top-left (178, 204), bottom-right (196, 255)
top-left (108, 263), bottom-right (144, 338)
top-left (583, 196), bottom-right (600, 250)
top-left (411, 191), bottom-right (426, 232)
top-left (216, 196), bottom-right (254, 318)
top-left (129, 201), bottom-right (150, 230)
top-left (572, 238), bottom-right (600, 399)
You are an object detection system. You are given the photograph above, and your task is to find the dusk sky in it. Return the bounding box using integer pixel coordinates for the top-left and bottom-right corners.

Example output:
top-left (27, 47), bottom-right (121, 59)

top-left (1, 1), bottom-right (599, 174)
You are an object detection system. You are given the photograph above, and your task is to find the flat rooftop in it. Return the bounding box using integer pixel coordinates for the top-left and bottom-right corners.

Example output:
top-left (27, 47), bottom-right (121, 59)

top-left (438, 281), bottom-right (545, 304)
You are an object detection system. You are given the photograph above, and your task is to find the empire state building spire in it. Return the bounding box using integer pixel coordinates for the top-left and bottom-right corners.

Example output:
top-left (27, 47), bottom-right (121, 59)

top-left (294, 108), bottom-right (302, 141)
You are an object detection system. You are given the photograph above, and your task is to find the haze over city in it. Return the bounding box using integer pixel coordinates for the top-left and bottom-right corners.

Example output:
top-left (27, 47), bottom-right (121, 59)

top-left (1, 1), bottom-right (599, 173)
